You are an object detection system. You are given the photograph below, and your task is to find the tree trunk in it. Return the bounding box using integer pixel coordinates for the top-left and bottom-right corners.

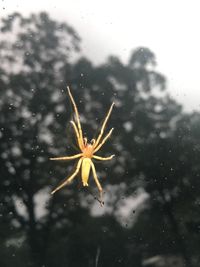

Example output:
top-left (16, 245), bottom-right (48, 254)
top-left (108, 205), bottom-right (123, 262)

top-left (162, 198), bottom-right (193, 267)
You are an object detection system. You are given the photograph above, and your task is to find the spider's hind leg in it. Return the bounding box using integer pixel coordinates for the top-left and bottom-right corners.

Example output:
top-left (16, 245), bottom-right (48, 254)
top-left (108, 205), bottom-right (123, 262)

top-left (51, 158), bottom-right (83, 194)
top-left (91, 161), bottom-right (104, 206)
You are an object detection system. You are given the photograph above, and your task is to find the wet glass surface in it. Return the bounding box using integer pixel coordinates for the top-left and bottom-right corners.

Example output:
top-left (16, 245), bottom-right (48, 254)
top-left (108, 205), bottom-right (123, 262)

top-left (0, 4), bottom-right (199, 267)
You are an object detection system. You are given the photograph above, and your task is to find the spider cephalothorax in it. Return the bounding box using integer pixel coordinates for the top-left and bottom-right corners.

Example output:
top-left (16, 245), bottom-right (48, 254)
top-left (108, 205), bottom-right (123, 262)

top-left (50, 87), bottom-right (115, 205)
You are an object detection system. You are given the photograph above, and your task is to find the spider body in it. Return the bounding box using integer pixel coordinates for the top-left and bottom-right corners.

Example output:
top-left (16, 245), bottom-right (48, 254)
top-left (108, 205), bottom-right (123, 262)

top-left (50, 87), bottom-right (115, 205)
top-left (83, 143), bottom-right (93, 158)
top-left (81, 158), bottom-right (91, 186)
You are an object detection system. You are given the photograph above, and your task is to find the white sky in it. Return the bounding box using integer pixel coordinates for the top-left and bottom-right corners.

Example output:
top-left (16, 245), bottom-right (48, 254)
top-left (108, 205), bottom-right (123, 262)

top-left (1, 0), bottom-right (200, 112)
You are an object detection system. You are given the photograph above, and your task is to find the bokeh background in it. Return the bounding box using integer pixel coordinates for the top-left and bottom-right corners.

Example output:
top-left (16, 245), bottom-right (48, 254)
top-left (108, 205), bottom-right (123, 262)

top-left (0, 1), bottom-right (200, 267)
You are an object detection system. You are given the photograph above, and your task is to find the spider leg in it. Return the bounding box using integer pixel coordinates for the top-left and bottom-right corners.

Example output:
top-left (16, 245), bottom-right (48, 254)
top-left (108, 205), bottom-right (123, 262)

top-left (90, 161), bottom-right (104, 206)
top-left (94, 103), bottom-right (114, 148)
top-left (94, 128), bottom-right (114, 153)
top-left (51, 158), bottom-right (83, 194)
top-left (67, 86), bottom-right (84, 148)
top-left (91, 139), bottom-right (96, 145)
top-left (83, 137), bottom-right (87, 146)
top-left (70, 121), bottom-right (84, 150)
top-left (50, 153), bottom-right (82, 161)
top-left (93, 155), bottom-right (115, 161)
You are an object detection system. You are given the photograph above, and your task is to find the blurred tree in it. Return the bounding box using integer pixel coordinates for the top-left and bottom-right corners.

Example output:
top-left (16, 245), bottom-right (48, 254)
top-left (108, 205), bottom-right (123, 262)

top-left (0, 12), bottom-right (200, 267)
top-left (0, 12), bottom-right (82, 266)
top-left (64, 48), bottom-right (199, 267)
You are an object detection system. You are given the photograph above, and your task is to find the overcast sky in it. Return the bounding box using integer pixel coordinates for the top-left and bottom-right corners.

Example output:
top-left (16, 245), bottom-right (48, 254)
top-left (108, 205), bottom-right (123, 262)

top-left (1, 0), bottom-right (200, 112)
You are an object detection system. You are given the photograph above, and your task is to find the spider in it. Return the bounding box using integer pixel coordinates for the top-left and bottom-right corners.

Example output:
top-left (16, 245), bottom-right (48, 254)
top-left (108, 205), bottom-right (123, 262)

top-left (50, 86), bottom-right (115, 205)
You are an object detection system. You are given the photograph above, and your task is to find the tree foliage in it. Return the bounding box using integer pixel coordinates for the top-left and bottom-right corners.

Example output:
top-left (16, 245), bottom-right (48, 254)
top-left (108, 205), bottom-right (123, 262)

top-left (0, 12), bottom-right (200, 267)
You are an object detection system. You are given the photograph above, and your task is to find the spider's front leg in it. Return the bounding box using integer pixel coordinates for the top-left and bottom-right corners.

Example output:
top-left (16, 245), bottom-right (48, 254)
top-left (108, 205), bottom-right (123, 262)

top-left (94, 103), bottom-right (114, 148)
top-left (94, 128), bottom-right (114, 153)
top-left (67, 87), bottom-right (84, 148)
top-left (70, 121), bottom-right (84, 151)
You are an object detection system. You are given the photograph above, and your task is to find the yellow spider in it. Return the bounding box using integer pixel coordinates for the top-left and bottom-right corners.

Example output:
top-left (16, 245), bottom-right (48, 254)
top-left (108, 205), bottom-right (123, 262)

top-left (50, 86), bottom-right (115, 205)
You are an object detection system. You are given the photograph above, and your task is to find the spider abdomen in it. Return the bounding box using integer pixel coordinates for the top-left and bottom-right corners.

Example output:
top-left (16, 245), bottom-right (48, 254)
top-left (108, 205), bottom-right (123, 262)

top-left (81, 158), bottom-right (91, 186)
